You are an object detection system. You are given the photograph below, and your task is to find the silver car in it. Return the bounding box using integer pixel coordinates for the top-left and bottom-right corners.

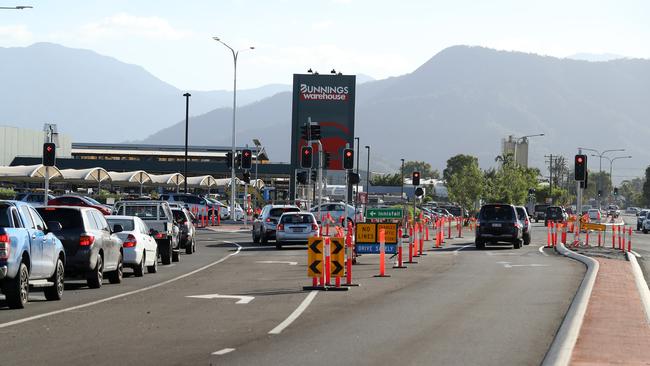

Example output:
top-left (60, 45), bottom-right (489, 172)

top-left (275, 212), bottom-right (319, 249)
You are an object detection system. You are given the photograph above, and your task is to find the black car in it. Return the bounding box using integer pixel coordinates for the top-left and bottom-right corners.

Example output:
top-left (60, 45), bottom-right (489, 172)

top-left (37, 206), bottom-right (124, 288)
top-left (475, 204), bottom-right (523, 249)
top-left (544, 206), bottom-right (567, 226)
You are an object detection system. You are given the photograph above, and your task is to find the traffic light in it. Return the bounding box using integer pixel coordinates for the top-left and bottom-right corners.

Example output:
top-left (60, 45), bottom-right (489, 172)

top-left (296, 171), bottom-right (308, 184)
top-left (300, 146), bottom-right (313, 168)
top-left (300, 124), bottom-right (309, 140)
top-left (242, 171), bottom-right (251, 184)
top-left (323, 152), bottom-right (331, 169)
top-left (598, 190), bottom-right (602, 197)
top-left (226, 152), bottom-right (232, 169)
top-left (614, 187), bottom-right (619, 195)
top-left (311, 170), bottom-right (317, 181)
top-left (310, 123), bottom-right (321, 140)
top-left (412, 171), bottom-right (421, 186)
top-left (43, 143), bottom-right (56, 167)
top-left (241, 149), bottom-right (252, 169)
top-left (580, 170), bottom-right (589, 189)
top-left (528, 188), bottom-right (536, 195)
top-left (574, 154), bottom-right (587, 181)
top-left (348, 172), bottom-right (360, 185)
top-left (343, 148), bottom-right (354, 170)
top-left (235, 152), bottom-right (241, 169)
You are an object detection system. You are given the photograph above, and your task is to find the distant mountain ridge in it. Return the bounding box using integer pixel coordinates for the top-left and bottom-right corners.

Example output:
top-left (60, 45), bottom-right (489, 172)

top-left (141, 46), bottom-right (650, 174)
top-left (0, 42), bottom-right (291, 142)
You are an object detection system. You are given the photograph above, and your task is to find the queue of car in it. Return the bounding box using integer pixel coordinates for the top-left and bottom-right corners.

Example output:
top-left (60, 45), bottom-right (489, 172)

top-left (0, 192), bottom-right (203, 309)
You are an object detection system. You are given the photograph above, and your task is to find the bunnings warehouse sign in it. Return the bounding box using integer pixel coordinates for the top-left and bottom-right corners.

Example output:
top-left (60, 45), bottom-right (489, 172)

top-left (290, 74), bottom-right (356, 172)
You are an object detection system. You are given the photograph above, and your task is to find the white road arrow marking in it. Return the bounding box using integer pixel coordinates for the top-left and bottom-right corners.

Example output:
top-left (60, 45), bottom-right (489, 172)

top-left (186, 294), bottom-right (255, 304)
top-left (255, 260), bottom-right (298, 266)
top-left (497, 261), bottom-right (550, 268)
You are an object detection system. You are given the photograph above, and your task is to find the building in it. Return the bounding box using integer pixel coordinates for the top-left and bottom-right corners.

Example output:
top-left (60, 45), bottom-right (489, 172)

top-left (501, 135), bottom-right (529, 167)
top-left (0, 125), bottom-right (72, 166)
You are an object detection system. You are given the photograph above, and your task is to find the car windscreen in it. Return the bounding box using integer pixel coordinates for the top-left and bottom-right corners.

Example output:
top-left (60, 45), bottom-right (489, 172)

top-left (0, 204), bottom-right (12, 227)
top-left (106, 218), bottom-right (135, 231)
top-left (37, 208), bottom-right (83, 230)
top-left (534, 205), bottom-right (549, 212)
top-left (480, 205), bottom-right (514, 221)
top-left (280, 214), bottom-right (314, 224)
top-left (269, 207), bottom-right (300, 217)
top-left (547, 207), bottom-right (562, 215)
top-left (172, 210), bottom-right (186, 222)
top-left (85, 196), bottom-right (102, 205)
top-left (120, 205), bottom-right (159, 220)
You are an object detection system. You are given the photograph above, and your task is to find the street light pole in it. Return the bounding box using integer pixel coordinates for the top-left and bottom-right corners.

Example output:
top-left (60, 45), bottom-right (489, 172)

top-left (213, 37), bottom-right (254, 221)
top-left (365, 146), bottom-right (371, 196)
top-left (0, 5), bottom-right (33, 9)
top-left (604, 155), bottom-right (632, 190)
top-left (183, 93), bottom-right (191, 193)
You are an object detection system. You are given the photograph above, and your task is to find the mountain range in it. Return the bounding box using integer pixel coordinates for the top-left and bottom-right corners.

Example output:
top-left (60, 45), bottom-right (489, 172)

top-left (2, 43), bottom-right (650, 177)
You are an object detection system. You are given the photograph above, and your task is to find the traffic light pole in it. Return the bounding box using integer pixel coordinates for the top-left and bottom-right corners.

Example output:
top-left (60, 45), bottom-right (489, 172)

top-left (576, 148), bottom-right (583, 242)
top-left (317, 140), bottom-right (323, 223)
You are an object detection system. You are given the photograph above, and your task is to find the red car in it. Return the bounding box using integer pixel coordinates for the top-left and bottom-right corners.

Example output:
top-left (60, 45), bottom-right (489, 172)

top-left (47, 195), bottom-right (112, 215)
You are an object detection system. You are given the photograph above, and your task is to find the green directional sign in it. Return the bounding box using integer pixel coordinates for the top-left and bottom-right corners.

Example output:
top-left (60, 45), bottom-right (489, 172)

top-left (366, 208), bottom-right (403, 219)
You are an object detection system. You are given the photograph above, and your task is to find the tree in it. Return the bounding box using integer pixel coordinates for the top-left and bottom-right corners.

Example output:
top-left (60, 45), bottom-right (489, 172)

top-left (641, 167), bottom-right (650, 206)
top-left (446, 158), bottom-right (483, 212)
top-left (443, 155), bottom-right (479, 182)
top-left (483, 155), bottom-right (539, 205)
top-left (403, 161), bottom-right (439, 179)
top-left (371, 173), bottom-right (402, 186)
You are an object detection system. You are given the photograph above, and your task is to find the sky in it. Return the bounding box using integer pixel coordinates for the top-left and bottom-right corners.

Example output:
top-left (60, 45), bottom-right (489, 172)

top-left (1, 0), bottom-right (649, 92)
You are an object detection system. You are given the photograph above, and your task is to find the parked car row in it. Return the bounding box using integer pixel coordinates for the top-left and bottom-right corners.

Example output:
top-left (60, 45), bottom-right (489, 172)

top-left (0, 199), bottom-right (197, 309)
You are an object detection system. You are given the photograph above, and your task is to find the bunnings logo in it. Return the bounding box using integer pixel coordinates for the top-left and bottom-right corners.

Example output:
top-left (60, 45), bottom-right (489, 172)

top-left (300, 84), bottom-right (349, 101)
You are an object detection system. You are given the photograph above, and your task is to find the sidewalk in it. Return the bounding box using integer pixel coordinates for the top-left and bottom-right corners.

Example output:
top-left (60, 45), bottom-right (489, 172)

top-left (571, 257), bottom-right (650, 365)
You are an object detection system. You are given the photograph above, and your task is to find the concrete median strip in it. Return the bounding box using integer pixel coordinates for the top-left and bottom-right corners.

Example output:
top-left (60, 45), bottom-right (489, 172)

top-left (627, 252), bottom-right (650, 323)
top-left (542, 242), bottom-right (599, 366)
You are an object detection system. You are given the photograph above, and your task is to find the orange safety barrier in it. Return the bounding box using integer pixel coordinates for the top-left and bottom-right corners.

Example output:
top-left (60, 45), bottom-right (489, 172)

top-left (394, 227), bottom-right (407, 269)
top-left (375, 229), bottom-right (390, 277)
top-left (627, 227), bottom-right (632, 252)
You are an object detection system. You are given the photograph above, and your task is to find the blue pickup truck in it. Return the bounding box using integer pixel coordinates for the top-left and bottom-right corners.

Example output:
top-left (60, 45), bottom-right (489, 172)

top-left (0, 200), bottom-right (66, 309)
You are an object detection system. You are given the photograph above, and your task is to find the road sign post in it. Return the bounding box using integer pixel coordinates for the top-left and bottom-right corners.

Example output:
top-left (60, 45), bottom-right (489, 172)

top-left (304, 237), bottom-right (325, 290)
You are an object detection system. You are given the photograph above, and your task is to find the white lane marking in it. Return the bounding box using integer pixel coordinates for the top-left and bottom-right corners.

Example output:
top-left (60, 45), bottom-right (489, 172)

top-left (241, 246), bottom-right (276, 251)
top-left (268, 290), bottom-right (318, 335)
top-left (497, 261), bottom-right (549, 268)
top-left (453, 244), bottom-right (474, 255)
top-left (186, 294), bottom-right (254, 304)
top-left (538, 246), bottom-right (549, 257)
top-left (0, 241), bottom-right (242, 329)
top-left (256, 260), bottom-right (298, 266)
top-left (211, 348), bottom-right (235, 356)
top-left (485, 252), bottom-right (521, 256)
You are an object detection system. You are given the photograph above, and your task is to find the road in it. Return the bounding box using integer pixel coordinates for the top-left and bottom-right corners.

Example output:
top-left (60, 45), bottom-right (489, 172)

top-left (0, 224), bottom-right (584, 366)
top-left (621, 214), bottom-right (650, 287)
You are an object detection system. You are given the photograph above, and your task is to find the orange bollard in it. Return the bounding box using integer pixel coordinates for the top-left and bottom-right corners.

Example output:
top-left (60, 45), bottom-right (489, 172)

top-left (598, 230), bottom-right (601, 246)
top-left (418, 223), bottom-right (425, 256)
top-left (217, 206), bottom-right (221, 226)
top-left (375, 229), bottom-right (390, 277)
top-left (585, 230), bottom-right (590, 246)
top-left (628, 227), bottom-right (632, 252)
top-left (612, 225), bottom-right (616, 248)
top-left (425, 224), bottom-right (429, 241)
top-left (447, 218), bottom-right (452, 239)
top-left (324, 238), bottom-right (331, 285)
top-left (547, 223), bottom-right (551, 247)
top-left (394, 228), bottom-right (407, 269)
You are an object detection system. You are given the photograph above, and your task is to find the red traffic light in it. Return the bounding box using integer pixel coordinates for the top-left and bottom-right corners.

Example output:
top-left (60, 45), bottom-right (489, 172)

top-left (345, 151), bottom-right (352, 157)
top-left (576, 156), bottom-right (583, 164)
top-left (304, 149), bottom-right (311, 155)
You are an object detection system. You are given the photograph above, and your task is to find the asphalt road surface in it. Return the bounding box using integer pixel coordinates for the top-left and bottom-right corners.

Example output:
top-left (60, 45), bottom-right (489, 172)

top-left (0, 224), bottom-right (584, 366)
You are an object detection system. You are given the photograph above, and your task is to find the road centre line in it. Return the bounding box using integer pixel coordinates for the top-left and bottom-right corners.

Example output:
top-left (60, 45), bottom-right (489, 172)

top-left (0, 241), bottom-right (242, 329)
top-left (453, 244), bottom-right (474, 255)
top-left (268, 290), bottom-right (318, 335)
top-left (211, 348), bottom-right (235, 356)
top-left (538, 246), bottom-right (549, 256)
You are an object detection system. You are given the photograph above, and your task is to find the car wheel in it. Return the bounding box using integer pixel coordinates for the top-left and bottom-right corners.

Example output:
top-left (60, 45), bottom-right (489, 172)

top-left (134, 252), bottom-right (145, 277)
top-left (475, 239), bottom-right (485, 250)
top-left (172, 249), bottom-right (180, 262)
top-left (192, 238), bottom-right (196, 253)
top-left (252, 229), bottom-right (260, 243)
top-left (513, 239), bottom-right (522, 249)
top-left (147, 249), bottom-right (158, 273)
top-left (185, 238), bottom-right (194, 255)
top-left (160, 241), bottom-right (172, 265)
top-left (108, 253), bottom-right (123, 284)
top-left (4, 262), bottom-right (29, 309)
top-left (523, 233), bottom-right (531, 245)
top-left (44, 258), bottom-right (64, 301)
top-left (644, 229), bottom-right (648, 234)
top-left (260, 231), bottom-right (268, 244)
top-left (87, 255), bottom-right (103, 289)
top-left (276, 241), bottom-right (283, 250)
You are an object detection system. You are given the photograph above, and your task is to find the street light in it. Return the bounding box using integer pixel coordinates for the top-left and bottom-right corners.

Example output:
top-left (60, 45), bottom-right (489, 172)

top-left (183, 93), bottom-right (191, 193)
top-left (601, 155), bottom-right (632, 192)
top-left (512, 133), bottom-right (544, 166)
top-left (365, 145), bottom-right (371, 197)
top-left (0, 5), bottom-right (33, 9)
top-left (580, 147), bottom-right (625, 208)
top-left (213, 36), bottom-right (255, 221)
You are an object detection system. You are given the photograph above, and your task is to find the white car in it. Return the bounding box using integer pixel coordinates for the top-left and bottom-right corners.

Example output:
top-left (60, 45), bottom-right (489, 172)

top-left (275, 212), bottom-right (319, 249)
top-left (310, 202), bottom-right (362, 225)
top-left (588, 209), bottom-right (601, 222)
top-left (106, 215), bottom-right (159, 276)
